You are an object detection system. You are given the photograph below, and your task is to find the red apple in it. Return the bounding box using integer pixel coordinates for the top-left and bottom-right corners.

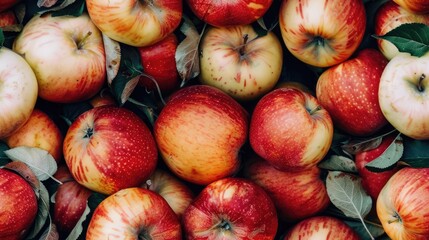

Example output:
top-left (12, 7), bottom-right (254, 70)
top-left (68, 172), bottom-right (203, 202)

top-left (0, 9), bottom-right (17, 28)
top-left (63, 106), bottom-right (158, 195)
top-left (279, 0), bottom-right (366, 67)
top-left (0, 0), bottom-right (20, 12)
top-left (154, 85), bottom-right (248, 185)
top-left (183, 177), bottom-right (278, 239)
top-left (393, 0), bottom-right (429, 13)
top-left (249, 87), bottom-right (333, 172)
top-left (186, 0), bottom-right (273, 27)
top-left (316, 48), bottom-right (389, 136)
top-left (86, 187), bottom-right (181, 239)
top-left (89, 90), bottom-right (117, 108)
top-left (377, 167), bottom-right (429, 239)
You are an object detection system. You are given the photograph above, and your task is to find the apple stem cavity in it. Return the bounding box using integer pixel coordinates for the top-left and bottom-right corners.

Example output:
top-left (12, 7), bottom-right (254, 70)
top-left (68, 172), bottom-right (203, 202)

top-left (308, 105), bottom-right (322, 115)
top-left (387, 211), bottom-right (403, 224)
top-left (77, 31), bottom-right (92, 50)
top-left (138, 228), bottom-right (152, 240)
top-left (83, 127), bottom-right (94, 139)
top-left (217, 219), bottom-right (232, 231)
top-left (417, 73), bottom-right (426, 92)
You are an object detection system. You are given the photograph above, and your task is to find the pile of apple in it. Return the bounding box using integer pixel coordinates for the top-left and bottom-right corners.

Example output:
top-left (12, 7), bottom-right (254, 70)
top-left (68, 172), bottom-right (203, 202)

top-left (1, 0), bottom-right (429, 239)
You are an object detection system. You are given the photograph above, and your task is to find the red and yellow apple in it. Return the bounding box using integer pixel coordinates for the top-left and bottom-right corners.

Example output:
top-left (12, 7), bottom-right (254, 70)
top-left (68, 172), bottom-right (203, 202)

top-left (393, 0), bottom-right (429, 13)
top-left (0, 9), bottom-right (17, 28)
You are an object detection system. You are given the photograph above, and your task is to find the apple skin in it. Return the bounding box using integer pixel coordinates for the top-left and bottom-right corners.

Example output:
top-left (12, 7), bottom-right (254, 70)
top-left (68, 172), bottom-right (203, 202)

top-left (283, 216), bottom-right (360, 240)
top-left (244, 156), bottom-right (330, 223)
top-left (186, 0), bottom-right (273, 27)
top-left (154, 85), bottom-right (249, 185)
top-left (377, 167), bottom-right (429, 239)
top-left (199, 24), bottom-right (283, 101)
top-left (89, 91), bottom-right (117, 108)
top-left (0, 0), bottom-right (20, 12)
top-left (0, 47), bottom-right (38, 139)
top-left (316, 48), bottom-right (389, 137)
top-left (0, 168), bottom-right (38, 240)
top-left (86, 0), bottom-right (182, 47)
top-left (378, 52), bottom-right (429, 140)
top-left (249, 88), bottom-right (333, 172)
top-left (183, 177), bottom-right (278, 240)
top-left (393, 0), bottom-right (429, 13)
top-left (0, 9), bottom-right (17, 27)
top-left (63, 106), bottom-right (158, 195)
top-left (12, 13), bottom-right (106, 103)
top-left (375, 1), bottom-right (429, 60)
top-left (279, 0), bottom-right (366, 67)
top-left (87, 187), bottom-right (182, 240)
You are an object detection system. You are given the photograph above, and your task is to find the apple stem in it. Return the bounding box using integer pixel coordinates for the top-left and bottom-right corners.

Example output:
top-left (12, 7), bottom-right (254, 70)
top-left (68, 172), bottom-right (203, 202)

top-left (234, 34), bottom-right (249, 56)
top-left (417, 73), bottom-right (426, 92)
top-left (308, 105), bottom-right (322, 115)
top-left (217, 219), bottom-right (231, 231)
top-left (77, 31), bottom-right (92, 50)
top-left (388, 212), bottom-right (402, 224)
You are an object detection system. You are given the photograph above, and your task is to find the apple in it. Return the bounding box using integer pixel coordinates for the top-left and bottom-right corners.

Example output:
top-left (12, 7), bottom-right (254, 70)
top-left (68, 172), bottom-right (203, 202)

top-left (378, 52), bottom-right (429, 140)
top-left (88, 90), bottom-right (117, 108)
top-left (86, 0), bottom-right (182, 47)
top-left (0, 0), bottom-right (20, 12)
top-left (275, 81), bottom-right (314, 96)
top-left (87, 187), bottom-right (181, 239)
top-left (0, 9), bottom-right (17, 28)
top-left (316, 48), bottom-right (389, 137)
top-left (377, 167), bottom-right (429, 239)
top-left (63, 106), bottom-right (158, 195)
top-left (393, 0), bottom-right (429, 13)
top-left (186, 0), bottom-right (273, 27)
top-left (183, 177), bottom-right (278, 239)
top-left (4, 108), bottom-right (64, 163)
top-left (0, 168), bottom-right (38, 240)
top-left (244, 155), bottom-right (330, 223)
top-left (199, 24), bottom-right (283, 101)
top-left (0, 47), bottom-right (38, 139)
top-left (249, 87), bottom-right (333, 172)
top-left (279, 0), bottom-right (366, 67)
top-left (283, 216), bottom-right (360, 239)
top-left (154, 85), bottom-right (248, 185)
top-left (375, 1), bottom-right (429, 60)
top-left (12, 13), bottom-right (106, 103)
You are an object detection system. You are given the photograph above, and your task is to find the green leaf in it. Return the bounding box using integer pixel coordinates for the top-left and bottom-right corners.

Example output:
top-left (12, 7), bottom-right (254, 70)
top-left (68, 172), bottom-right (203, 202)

top-left (345, 220), bottom-right (385, 240)
top-left (318, 155), bottom-right (358, 173)
top-left (51, 0), bottom-right (85, 17)
top-left (61, 101), bottom-right (93, 126)
top-left (0, 29), bottom-right (4, 48)
top-left (0, 142), bottom-right (10, 166)
top-left (373, 23), bottom-right (429, 57)
top-left (365, 134), bottom-right (403, 172)
top-left (401, 137), bottom-right (429, 167)
top-left (26, 182), bottom-right (50, 239)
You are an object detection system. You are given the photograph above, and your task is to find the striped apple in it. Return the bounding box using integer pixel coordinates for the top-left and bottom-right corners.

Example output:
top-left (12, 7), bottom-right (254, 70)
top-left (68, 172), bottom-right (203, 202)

top-left (393, 0), bottom-right (429, 13)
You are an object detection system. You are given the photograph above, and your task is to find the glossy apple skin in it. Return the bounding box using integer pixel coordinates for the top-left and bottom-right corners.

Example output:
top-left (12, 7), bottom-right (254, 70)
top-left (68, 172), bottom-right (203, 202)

top-left (183, 178), bottom-right (278, 240)
top-left (199, 24), bottom-right (283, 101)
top-left (186, 0), bottom-right (273, 27)
top-left (279, 0), bottom-right (366, 67)
top-left (87, 187), bottom-right (181, 240)
top-left (393, 0), bottom-right (429, 13)
top-left (284, 216), bottom-right (360, 239)
top-left (86, 0), bottom-right (182, 47)
top-left (0, 0), bottom-right (20, 12)
top-left (375, 1), bottom-right (429, 60)
top-left (249, 88), bottom-right (333, 172)
top-left (244, 157), bottom-right (330, 223)
top-left (0, 9), bottom-right (17, 27)
top-left (13, 13), bottom-right (106, 103)
top-left (63, 106), bottom-right (158, 195)
top-left (154, 85), bottom-right (248, 185)
top-left (377, 167), bottom-right (429, 240)
top-left (0, 169), bottom-right (38, 240)
top-left (316, 49), bottom-right (389, 136)
top-left (0, 47), bottom-right (38, 139)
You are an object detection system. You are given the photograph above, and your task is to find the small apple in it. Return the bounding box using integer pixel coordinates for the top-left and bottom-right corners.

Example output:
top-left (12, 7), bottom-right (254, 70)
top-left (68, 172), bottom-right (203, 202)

top-left (183, 177), bottom-right (278, 239)
top-left (279, 0), bottom-right (366, 67)
top-left (377, 167), bottom-right (429, 239)
top-left (186, 0), bottom-right (273, 27)
top-left (86, 187), bottom-right (181, 239)
top-left (378, 52), bottom-right (429, 140)
top-left (154, 85), bottom-right (248, 185)
top-left (393, 0), bottom-right (429, 13)
top-left (0, 9), bottom-right (17, 28)
top-left (63, 106), bottom-right (158, 195)
top-left (249, 87), bottom-right (333, 172)
top-left (0, 0), bottom-right (20, 12)
top-left (12, 13), bottom-right (106, 103)
top-left (199, 24), bottom-right (283, 101)
top-left (316, 48), bottom-right (389, 136)
top-left (86, 0), bottom-right (182, 47)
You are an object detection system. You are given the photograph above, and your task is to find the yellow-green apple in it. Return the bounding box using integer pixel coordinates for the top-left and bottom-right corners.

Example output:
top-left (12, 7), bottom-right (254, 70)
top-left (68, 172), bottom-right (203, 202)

top-left (393, 0), bottom-right (429, 13)
top-left (183, 177), bottom-right (278, 239)
top-left (279, 0), bottom-right (366, 67)
top-left (186, 0), bottom-right (273, 27)
top-left (249, 87), bottom-right (333, 172)
top-left (154, 85), bottom-right (248, 185)
top-left (199, 24), bottom-right (283, 101)
top-left (0, 168), bottom-right (38, 240)
top-left (138, 33), bottom-right (180, 94)
top-left (63, 106), bottom-right (158, 195)
top-left (378, 52), bottom-right (429, 140)
top-left (377, 167), bottom-right (429, 239)
top-left (355, 133), bottom-right (400, 201)
top-left (4, 108), bottom-right (64, 163)
top-left (375, 1), bottom-right (429, 60)
top-left (86, 0), bottom-right (182, 47)
top-left (86, 187), bottom-right (181, 240)
top-left (12, 13), bottom-right (106, 103)
top-left (0, 0), bottom-right (20, 12)
top-left (141, 168), bottom-right (194, 219)
top-left (244, 155), bottom-right (330, 223)
top-left (0, 9), bottom-right (17, 28)
top-left (316, 48), bottom-right (389, 136)
top-left (283, 216), bottom-right (360, 239)
top-left (0, 47), bottom-right (38, 139)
